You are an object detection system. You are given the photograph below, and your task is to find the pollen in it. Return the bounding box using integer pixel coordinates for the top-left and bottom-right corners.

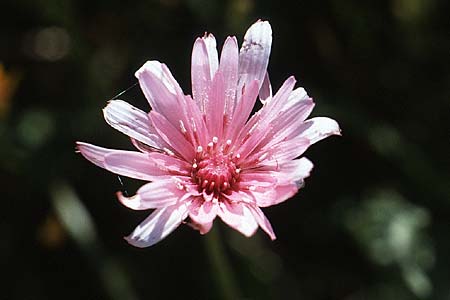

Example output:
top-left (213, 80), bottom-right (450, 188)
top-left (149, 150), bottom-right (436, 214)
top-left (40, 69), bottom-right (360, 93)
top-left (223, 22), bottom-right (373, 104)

top-left (191, 138), bottom-right (239, 194)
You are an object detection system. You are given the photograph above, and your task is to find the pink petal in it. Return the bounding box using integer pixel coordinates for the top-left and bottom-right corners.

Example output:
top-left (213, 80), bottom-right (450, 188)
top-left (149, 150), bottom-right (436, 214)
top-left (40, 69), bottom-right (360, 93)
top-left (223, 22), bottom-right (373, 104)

top-left (186, 219), bottom-right (214, 235)
top-left (191, 37), bottom-right (216, 113)
top-left (275, 157), bottom-right (314, 184)
top-left (282, 87), bottom-right (310, 112)
top-left (76, 142), bottom-right (170, 181)
top-left (188, 198), bottom-right (219, 229)
top-left (203, 34), bottom-right (219, 76)
top-left (259, 72), bottom-right (272, 103)
top-left (205, 71), bottom-right (226, 140)
top-left (298, 117), bottom-right (341, 144)
top-left (238, 20), bottom-right (272, 92)
top-left (125, 201), bottom-right (189, 248)
top-left (197, 221), bottom-right (214, 235)
top-left (236, 77), bottom-right (296, 160)
top-left (269, 136), bottom-right (310, 162)
top-left (226, 79), bottom-right (259, 142)
top-left (268, 98), bottom-right (315, 145)
top-left (135, 61), bottom-right (185, 127)
top-left (217, 200), bottom-right (258, 237)
top-left (244, 181), bottom-right (303, 207)
top-left (103, 100), bottom-right (166, 150)
top-left (249, 184), bottom-right (297, 208)
top-left (147, 152), bottom-right (192, 175)
top-left (117, 179), bottom-right (187, 210)
top-left (219, 36), bottom-right (239, 123)
top-left (246, 205), bottom-right (276, 240)
top-left (239, 171), bottom-right (277, 189)
top-left (259, 76), bottom-right (297, 123)
top-left (183, 95), bottom-right (209, 148)
top-left (149, 111), bottom-right (195, 162)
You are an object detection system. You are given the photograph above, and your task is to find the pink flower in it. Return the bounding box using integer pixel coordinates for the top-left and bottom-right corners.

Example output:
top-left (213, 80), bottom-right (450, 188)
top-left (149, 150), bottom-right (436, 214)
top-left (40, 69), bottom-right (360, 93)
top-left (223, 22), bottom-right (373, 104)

top-left (76, 20), bottom-right (340, 247)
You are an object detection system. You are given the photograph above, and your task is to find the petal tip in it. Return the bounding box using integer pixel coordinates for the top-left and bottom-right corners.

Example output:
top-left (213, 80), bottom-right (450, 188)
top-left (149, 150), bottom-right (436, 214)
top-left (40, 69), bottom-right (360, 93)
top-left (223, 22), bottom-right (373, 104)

top-left (124, 236), bottom-right (149, 248)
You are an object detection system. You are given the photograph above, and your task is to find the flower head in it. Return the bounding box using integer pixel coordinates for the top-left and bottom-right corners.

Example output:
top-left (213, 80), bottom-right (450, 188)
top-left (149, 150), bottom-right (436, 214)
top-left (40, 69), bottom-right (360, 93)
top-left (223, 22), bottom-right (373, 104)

top-left (77, 20), bottom-right (340, 247)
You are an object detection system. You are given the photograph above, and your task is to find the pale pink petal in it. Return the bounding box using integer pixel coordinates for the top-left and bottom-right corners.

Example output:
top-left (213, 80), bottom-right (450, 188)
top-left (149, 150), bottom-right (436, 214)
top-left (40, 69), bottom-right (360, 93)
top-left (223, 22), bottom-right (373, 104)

top-left (275, 157), bottom-right (314, 183)
top-left (186, 219), bottom-right (214, 235)
top-left (197, 221), bottom-right (214, 235)
top-left (76, 142), bottom-right (170, 181)
top-left (103, 100), bottom-right (166, 150)
top-left (238, 20), bottom-right (272, 92)
top-left (183, 95), bottom-right (209, 148)
top-left (282, 87), bottom-right (310, 112)
top-left (259, 76), bottom-right (296, 123)
top-left (240, 101), bottom-right (314, 167)
top-left (205, 71), bottom-right (225, 139)
top-left (189, 198), bottom-right (219, 229)
top-left (249, 183), bottom-right (297, 207)
top-left (219, 36), bottom-right (239, 123)
top-left (236, 77), bottom-right (296, 160)
top-left (203, 34), bottom-right (219, 76)
top-left (246, 204), bottom-right (276, 240)
top-left (259, 72), bottom-right (272, 103)
top-left (125, 201), bottom-right (189, 248)
top-left (268, 136), bottom-right (310, 162)
top-left (239, 171), bottom-right (277, 189)
top-left (268, 98), bottom-right (315, 145)
top-left (135, 61), bottom-right (185, 127)
top-left (225, 79), bottom-right (259, 142)
top-left (149, 111), bottom-right (195, 162)
top-left (191, 37), bottom-right (215, 113)
top-left (147, 152), bottom-right (192, 175)
top-left (217, 200), bottom-right (258, 237)
top-left (298, 117), bottom-right (341, 144)
top-left (117, 179), bottom-right (187, 210)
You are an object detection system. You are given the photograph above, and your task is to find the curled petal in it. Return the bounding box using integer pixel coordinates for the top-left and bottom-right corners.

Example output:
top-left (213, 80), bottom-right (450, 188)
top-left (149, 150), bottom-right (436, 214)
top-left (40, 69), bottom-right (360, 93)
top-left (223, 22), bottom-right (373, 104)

top-left (298, 117), bottom-right (341, 144)
top-left (125, 201), bottom-right (189, 248)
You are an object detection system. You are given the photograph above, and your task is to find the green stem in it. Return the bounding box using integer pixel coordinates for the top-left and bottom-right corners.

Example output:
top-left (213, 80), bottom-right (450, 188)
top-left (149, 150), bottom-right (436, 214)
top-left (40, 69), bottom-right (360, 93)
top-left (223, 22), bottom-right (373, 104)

top-left (204, 226), bottom-right (241, 300)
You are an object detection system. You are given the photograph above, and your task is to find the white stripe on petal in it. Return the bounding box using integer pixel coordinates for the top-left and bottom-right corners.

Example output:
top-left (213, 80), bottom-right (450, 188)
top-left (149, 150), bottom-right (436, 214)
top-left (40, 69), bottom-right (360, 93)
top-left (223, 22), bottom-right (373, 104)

top-left (246, 204), bottom-right (276, 240)
top-left (238, 20), bottom-right (272, 92)
top-left (125, 201), bottom-right (189, 248)
top-left (117, 179), bottom-right (188, 210)
top-left (191, 38), bottom-right (214, 113)
top-left (217, 200), bottom-right (258, 237)
top-left (298, 117), bottom-right (341, 144)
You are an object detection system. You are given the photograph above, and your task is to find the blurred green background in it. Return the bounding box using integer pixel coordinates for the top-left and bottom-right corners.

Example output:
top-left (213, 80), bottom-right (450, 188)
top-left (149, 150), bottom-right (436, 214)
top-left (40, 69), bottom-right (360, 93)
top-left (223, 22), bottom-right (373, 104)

top-left (1, 0), bottom-right (449, 299)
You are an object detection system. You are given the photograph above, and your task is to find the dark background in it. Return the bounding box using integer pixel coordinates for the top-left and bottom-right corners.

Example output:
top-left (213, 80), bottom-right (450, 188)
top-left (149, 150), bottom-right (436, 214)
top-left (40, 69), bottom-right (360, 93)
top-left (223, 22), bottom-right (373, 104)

top-left (1, 0), bottom-right (449, 299)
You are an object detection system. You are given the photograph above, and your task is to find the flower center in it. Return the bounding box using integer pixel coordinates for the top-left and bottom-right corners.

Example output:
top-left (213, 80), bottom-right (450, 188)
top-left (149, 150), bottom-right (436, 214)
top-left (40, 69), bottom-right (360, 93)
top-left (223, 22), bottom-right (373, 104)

top-left (191, 138), bottom-right (240, 195)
